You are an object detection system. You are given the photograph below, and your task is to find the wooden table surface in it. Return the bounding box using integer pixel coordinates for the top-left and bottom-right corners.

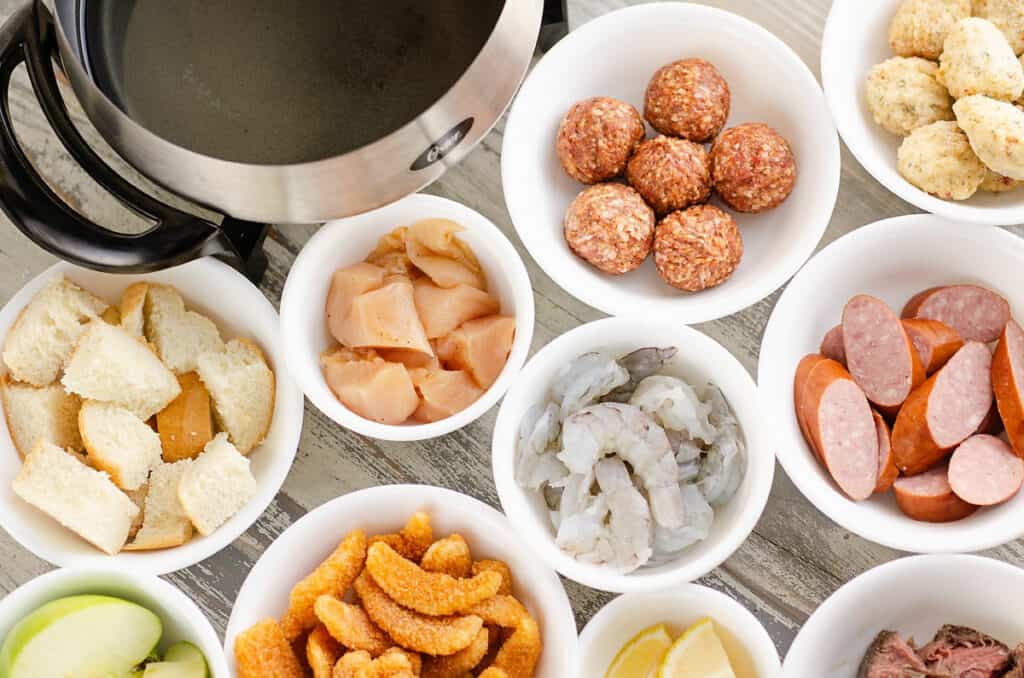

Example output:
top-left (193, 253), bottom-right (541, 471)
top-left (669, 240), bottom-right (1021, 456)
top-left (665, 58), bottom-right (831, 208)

top-left (2, 0), bottom-right (1022, 665)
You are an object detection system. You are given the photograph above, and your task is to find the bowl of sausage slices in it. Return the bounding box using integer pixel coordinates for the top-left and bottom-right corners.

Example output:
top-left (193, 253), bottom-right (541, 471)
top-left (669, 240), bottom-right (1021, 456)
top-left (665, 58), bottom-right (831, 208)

top-left (759, 214), bottom-right (1024, 553)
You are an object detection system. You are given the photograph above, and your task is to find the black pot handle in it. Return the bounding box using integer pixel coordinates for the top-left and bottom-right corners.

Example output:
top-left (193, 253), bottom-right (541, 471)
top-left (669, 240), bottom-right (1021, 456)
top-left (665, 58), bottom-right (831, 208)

top-left (0, 1), bottom-right (252, 274)
top-left (540, 0), bottom-right (569, 52)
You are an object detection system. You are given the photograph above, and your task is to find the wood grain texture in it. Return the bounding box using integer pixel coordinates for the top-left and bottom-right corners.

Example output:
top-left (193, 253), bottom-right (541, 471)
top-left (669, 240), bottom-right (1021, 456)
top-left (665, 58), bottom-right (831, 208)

top-left (0, 0), bottom-right (1020, 664)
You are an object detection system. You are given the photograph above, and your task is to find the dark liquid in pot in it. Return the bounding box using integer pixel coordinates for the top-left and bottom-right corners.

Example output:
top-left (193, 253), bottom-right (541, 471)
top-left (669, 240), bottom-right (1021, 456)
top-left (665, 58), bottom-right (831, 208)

top-left (84, 0), bottom-right (504, 165)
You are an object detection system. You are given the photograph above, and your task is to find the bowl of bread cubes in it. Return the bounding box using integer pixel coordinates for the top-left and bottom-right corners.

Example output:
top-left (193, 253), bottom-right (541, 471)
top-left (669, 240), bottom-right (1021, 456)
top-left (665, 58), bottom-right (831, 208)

top-left (0, 259), bottom-right (304, 574)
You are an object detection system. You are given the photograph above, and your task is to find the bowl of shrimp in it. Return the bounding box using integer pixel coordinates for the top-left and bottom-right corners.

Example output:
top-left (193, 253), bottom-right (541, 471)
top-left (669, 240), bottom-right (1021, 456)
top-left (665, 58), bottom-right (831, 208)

top-left (492, 316), bottom-right (773, 593)
top-left (280, 192), bottom-right (535, 441)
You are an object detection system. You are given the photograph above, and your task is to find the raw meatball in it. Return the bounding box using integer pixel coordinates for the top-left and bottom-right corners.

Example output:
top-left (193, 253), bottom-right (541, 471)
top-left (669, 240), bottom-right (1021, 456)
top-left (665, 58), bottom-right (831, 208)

top-left (626, 136), bottom-right (711, 215)
top-left (865, 57), bottom-right (954, 136)
top-left (980, 167), bottom-right (1021, 192)
top-left (939, 17), bottom-right (1023, 101)
top-left (563, 183), bottom-right (655, 275)
top-left (889, 0), bottom-right (971, 60)
top-left (954, 94), bottom-right (1024, 180)
top-left (896, 120), bottom-right (986, 199)
top-left (973, 0), bottom-right (1024, 55)
top-left (556, 97), bottom-right (646, 184)
top-left (710, 123), bottom-right (797, 213)
top-left (653, 205), bottom-right (742, 292)
top-left (643, 58), bottom-right (731, 142)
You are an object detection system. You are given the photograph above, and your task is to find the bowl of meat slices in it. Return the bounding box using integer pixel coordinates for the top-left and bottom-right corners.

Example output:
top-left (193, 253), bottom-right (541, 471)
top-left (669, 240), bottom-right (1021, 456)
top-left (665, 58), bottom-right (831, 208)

top-left (492, 316), bottom-right (773, 594)
top-left (760, 213), bottom-right (1024, 554)
top-left (786, 554), bottom-right (1024, 677)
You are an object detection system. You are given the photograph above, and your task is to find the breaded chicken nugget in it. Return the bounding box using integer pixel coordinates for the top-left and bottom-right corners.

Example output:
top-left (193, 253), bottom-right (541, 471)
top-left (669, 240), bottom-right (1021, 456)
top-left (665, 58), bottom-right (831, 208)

top-left (897, 121), bottom-right (986, 199)
top-left (334, 650), bottom-right (374, 678)
top-left (282, 529), bottom-right (368, 640)
top-left (490, 613), bottom-right (542, 678)
top-left (954, 94), bottom-right (1024, 180)
top-left (235, 618), bottom-right (307, 678)
top-left (471, 561), bottom-right (513, 596)
top-left (865, 57), bottom-right (953, 136)
top-left (370, 512), bottom-right (433, 561)
top-left (889, 0), bottom-right (970, 59)
top-left (478, 668), bottom-right (510, 678)
top-left (973, 0), bottom-right (1024, 55)
top-left (354, 572), bottom-right (483, 656)
top-left (939, 17), bottom-right (1023, 101)
top-left (308, 625), bottom-right (342, 678)
top-left (366, 542), bottom-right (502, 615)
top-left (422, 628), bottom-right (489, 678)
top-left (420, 535), bottom-right (472, 578)
top-left (315, 594), bottom-right (393, 656)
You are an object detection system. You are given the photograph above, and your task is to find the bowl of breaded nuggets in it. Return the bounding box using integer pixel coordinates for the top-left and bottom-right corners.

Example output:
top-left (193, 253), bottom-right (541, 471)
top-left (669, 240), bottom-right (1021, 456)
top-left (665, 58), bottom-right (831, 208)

top-left (224, 484), bottom-right (577, 677)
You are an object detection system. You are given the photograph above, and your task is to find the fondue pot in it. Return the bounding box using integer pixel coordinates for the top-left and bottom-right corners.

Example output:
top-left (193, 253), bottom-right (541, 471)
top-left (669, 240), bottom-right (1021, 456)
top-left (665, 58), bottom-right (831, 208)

top-left (0, 0), bottom-right (562, 274)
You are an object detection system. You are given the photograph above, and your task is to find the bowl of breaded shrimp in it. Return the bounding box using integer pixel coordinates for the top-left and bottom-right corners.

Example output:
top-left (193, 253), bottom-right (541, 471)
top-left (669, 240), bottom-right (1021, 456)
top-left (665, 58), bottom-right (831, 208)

top-left (224, 484), bottom-right (577, 678)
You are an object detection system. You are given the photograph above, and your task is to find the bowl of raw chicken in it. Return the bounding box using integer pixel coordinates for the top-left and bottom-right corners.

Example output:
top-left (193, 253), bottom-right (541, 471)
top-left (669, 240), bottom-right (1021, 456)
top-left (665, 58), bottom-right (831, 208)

top-left (280, 193), bottom-right (534, 441)
top-left (491, 317), bottom-right (773, 593)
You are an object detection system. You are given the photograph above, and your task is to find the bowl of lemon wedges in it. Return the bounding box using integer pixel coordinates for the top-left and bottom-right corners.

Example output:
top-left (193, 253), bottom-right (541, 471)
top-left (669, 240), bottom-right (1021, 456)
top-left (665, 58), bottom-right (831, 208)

top-left (576, 585), bottom-right (781, 677)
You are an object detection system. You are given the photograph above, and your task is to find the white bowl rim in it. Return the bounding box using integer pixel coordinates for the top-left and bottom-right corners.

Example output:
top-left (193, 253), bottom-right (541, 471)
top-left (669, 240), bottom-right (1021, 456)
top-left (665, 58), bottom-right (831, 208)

top-left (759, 213), bottom-right (1024, 553)
top-left (279, 192), bottom-right (536, 442)
top-left (0, 565), bottom-right (230, 677)
top-left (223, 483), bottom-right (579, 671)
top-left (577, 585), bottom-right (782, 678)
top-left (492, 315), bottom-right (774, 593)
top-left (0, 258), bottom-right (305, 574)
top-left (820, 0), bottom-right (1024, 226)
top-left (784, 553), bottom-right (1022, 671)
top-left (502, 0), bottom-right (841, 322)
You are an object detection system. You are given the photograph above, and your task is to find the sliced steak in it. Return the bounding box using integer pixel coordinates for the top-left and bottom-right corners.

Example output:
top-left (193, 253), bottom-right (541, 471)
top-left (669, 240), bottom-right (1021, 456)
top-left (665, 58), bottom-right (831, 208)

top-left (859, 630), bottom-right (933, 678)
top-left (917, 625), bottom-right (1011, 678)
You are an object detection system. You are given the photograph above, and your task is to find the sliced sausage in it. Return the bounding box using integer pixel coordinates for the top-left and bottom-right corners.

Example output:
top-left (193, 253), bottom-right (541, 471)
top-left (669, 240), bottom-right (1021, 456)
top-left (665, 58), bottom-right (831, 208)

top-left (874, 410), bottom-right (898, 494)
top-left (893, 463), bottom-right (979, 523)
top-left (976, 402), bottom-right (1004, 436)
top-left (901, 318), bottom-right (963, 375)
top-left (843, 295), bottom-right (925, 416)
top-left (993, 319), bottom-right (1024, 457)
top-left (799, 358), bottom-right (878, 500)
top-left (794, 354), bottom-right (828, 463)
top-left (891, 342), bottom-right (994, 475)
top-left (902, 285), bottom-right (1010, 343)
top-left (948, 434), bottom-right (1024, 506)
top-left (819, 324), bottom-right (846, 365)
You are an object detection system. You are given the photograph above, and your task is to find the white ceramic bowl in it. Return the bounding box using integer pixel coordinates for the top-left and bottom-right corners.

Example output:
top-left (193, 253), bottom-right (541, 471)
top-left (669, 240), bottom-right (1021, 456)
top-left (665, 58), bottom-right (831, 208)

top-left (578, 586), bottom-right (781, 678)
top-left (0, 259), bottom-right (304, 574)
top-left (0, 566), bottom-right (229, 677)
top-left (785, 554), bottom-right (1024, 676)
top-left (492, 316), bottom-right (773, 593)
top-left (822, 0), bottom-right (1024, 225)
top-left (502, 2), bottom-right (839, 322)
top-left (224, 484), bottom-right (577, 676)
top-left (279, 192), bottom-right (534, 441)
top-left (760, 214), bottom-right (1024, 553)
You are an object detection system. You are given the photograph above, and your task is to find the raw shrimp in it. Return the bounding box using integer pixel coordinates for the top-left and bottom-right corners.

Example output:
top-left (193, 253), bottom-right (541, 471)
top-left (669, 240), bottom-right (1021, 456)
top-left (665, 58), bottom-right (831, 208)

top-left (557, 403), bottom-right (685, 530)
top-left (651, 484), bottom-right (713, 560)
top-left (515, 402), bottom-right (566, 490)
top-left (696, 385), bottom-right (746, 506)
top-left (550, 353), bottom-right (629, 417)
top-left (595, 457), bottom-right (654, 570)
top-left (674, 438), bottom-right (704, 484)
top-left (630, 376), bottom-right (716, 443)
top-left (605, 346), bottom-right (679, 402)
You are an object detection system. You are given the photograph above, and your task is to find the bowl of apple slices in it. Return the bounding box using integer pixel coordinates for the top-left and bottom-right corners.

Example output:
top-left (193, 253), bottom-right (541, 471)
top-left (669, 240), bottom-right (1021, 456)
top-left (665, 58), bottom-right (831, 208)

top-left (0, 566), bottom-right (227, 677)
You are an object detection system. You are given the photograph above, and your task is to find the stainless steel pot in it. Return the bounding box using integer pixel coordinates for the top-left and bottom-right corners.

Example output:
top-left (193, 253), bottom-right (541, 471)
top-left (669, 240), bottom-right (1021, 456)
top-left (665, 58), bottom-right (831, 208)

top-left (0, 0), bottom-right (564, 275)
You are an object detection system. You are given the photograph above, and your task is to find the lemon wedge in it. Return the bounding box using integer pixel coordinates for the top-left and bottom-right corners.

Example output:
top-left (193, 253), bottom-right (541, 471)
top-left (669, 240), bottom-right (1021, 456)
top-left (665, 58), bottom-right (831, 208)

top-left (605, 623), bottom-right (673, 678)
top-left (657, 618), bottom-right (737, 678)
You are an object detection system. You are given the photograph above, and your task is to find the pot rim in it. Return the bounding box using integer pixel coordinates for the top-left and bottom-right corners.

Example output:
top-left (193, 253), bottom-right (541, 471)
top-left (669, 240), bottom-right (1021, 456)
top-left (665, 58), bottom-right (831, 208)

top-left (50, 0), bottom-right (543, 222)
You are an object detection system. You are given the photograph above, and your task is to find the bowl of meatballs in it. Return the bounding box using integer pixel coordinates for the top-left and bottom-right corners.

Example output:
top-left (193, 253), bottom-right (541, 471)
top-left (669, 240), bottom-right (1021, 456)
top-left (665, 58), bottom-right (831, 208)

top-left (502, 2), bottom-right (840, 322)
top-left (823, 0), bottom-right (1024, 225)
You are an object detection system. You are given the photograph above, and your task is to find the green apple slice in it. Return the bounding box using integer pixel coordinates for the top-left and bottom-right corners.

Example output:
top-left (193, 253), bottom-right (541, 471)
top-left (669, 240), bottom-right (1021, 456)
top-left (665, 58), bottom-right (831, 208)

top-left (142, 641), bottom-right (207, 678)
top-left (0, 595), bottom-right (162, 678)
